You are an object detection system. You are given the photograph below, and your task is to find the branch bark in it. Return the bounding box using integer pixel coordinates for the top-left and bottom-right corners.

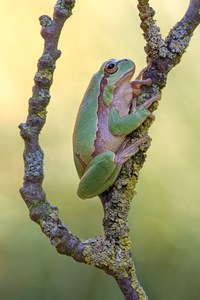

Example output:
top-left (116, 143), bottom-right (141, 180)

top-left (19, 0), bottom-right (85, 262)
top-left (19, 1), bottom-right (200, 299)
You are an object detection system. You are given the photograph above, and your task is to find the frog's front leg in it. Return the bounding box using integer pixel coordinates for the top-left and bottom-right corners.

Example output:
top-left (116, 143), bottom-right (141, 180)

top-left (109, 93), bottom-right (159, 136)
top-left (131, 72), bottom-right (152, 104)
top-left (134, 93), bottom-right (161, 121)
top-left (77, 138), bottom-right (147, 199)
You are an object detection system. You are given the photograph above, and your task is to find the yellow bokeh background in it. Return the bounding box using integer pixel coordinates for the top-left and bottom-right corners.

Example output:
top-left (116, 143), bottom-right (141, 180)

top-left (1, 1), bottom-right (200, 299)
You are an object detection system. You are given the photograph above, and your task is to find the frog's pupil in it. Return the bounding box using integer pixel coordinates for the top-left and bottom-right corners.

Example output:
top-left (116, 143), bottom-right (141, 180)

top-left (108, 63), bottom-right (115, 69)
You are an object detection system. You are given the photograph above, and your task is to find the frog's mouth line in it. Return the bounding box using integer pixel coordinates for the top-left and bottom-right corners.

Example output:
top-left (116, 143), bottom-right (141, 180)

top-left (116, 66), bottom-right (135, 85)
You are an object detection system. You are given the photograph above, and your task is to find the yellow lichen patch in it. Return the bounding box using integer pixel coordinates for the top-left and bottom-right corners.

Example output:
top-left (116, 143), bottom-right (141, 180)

top-left (36, 69), bottom-right (53, 80)
top-left (83, 237), bottom-right (133, 278)
top-left (119, 235), bottom-right (132, 249)
top-left (37, 110), bottom-right (47, 119)
top-left (130, 269), bottom-right (148, 299)
top-left (124, 175), bottom-right (137, 201)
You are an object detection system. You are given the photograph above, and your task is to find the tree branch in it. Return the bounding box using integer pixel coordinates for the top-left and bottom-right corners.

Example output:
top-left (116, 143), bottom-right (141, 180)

top-left (19, 1), bottom-right (200, 299)
top-left (19, 0), bottom-right (85, 262)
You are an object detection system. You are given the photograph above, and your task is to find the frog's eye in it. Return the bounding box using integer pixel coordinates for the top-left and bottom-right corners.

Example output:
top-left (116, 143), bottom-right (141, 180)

top-left (104, 62), bottom-right (118, 74)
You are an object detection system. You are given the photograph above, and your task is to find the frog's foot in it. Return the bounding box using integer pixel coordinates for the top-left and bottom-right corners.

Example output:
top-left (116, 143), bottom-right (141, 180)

top-left (148, 113), bottom-right (155, 121)
top-left (131, 67), bottom-right (152, 90)
top-left (137, 93), bottom-right (160, 120)
top-left (132, 88), bottom-right (141, 97)
top-left (140, 93), bottom-right (161, 110)
top-left (115, 136), bottom-right (150, 165)
top-left (132, 78), bottom-right (152, 87)
top-left (134, 67), bottom-right (146, 80)
top-left (134, 66), bottom-right (151, 81)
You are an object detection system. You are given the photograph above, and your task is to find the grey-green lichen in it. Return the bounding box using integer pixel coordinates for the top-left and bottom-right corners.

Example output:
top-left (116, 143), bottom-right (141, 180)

top-left (39, 15), bottom-right (52, 27)
top-left (55, 0), bottom-right (75, 14)
top-left (83, 236), bottom-right (132, 277)
top-left (25, 150), bottom-right (44, 179)
top-left (83, 234), bottom-right (147, 299)
top-left (168, 25), bottom-right (191, 55)
top-left (35, 69), bottom-right (53, 83)
top-left (39, 207), bottom-right (59, 233)
top-left (146, 23), bottom-right (165, 51)
top-left (139, 1), bottom-right (193, 61)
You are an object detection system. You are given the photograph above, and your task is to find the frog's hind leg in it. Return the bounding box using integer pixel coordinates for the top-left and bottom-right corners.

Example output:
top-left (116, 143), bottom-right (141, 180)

top-left (77, 137), bottom-right (149, 199)
top-left (77, 151), bottom-right (120, 199)
top-left (115, 136), bottom-right (149, 165)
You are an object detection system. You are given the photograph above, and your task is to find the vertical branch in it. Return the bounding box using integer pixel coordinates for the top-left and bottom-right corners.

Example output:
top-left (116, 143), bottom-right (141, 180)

top-left (19, 0), bottom-right (86, 262)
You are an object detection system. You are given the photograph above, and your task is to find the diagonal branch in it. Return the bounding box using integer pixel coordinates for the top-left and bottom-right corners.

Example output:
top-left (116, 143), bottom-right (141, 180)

top-left (19, 1), bottom-right (200, 300)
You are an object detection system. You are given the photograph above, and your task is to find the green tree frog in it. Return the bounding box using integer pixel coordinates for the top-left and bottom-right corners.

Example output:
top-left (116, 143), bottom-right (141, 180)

top-left (73, 59), bottom-right (159, 199)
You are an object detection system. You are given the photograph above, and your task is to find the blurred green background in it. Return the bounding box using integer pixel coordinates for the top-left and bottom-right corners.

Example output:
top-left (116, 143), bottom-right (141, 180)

top-left (1, 0), bottom-right (200, 299)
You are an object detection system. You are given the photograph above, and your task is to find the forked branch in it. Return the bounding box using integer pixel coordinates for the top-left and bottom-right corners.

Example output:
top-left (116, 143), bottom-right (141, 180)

top-left (19, 1), bottom-right (200, 299)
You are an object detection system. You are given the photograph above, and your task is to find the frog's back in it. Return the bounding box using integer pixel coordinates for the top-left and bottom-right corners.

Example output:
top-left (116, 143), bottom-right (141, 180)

top-left (73, 73), bottom-right (101, 177)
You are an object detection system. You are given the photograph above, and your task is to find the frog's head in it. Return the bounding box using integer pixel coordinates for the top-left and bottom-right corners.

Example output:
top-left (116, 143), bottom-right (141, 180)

top-left (100, 59), bottom-right (135, 87)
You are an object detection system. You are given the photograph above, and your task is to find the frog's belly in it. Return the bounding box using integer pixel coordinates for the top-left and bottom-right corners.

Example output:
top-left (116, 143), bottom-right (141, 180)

top-left (93, 117), bottom-right (125, 155)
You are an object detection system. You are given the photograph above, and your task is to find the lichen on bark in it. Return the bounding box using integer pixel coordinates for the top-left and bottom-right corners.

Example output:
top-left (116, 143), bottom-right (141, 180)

top-left (19, 1), bottom-right (200, 299)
